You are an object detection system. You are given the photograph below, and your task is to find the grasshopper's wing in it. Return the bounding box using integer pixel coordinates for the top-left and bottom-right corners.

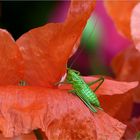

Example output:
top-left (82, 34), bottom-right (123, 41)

top-left (75, 93), bottom-right (97, 113)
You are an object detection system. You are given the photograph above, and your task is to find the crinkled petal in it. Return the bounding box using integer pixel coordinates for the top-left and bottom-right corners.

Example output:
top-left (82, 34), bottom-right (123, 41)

top-left (0, 29), bottom-right (23, 85)
top-left (0, 132), bottom-right (36, 140)
top-left (16, 1), bottom-right (95, 87)
top-left (93, 111), bottom-right (126, 140)
top-left (104, 1), bottom-right (139, 39)
top-left (112, 46), bottom-right (140, 103)
top-left (0, 86), bottom-right (126, 139)
top-left (131, 2), bottom-right (140, 51)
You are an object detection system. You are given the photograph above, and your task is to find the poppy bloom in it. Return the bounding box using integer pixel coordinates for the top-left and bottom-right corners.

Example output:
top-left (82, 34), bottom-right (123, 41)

top-left (106, 2), bottom-right (140, 103)
top-left (104, 1), bottom-right (139, 40)
top-left (0, 1), bottom-right (138, 140)
top-left (104, 2), bottom-right (140, 140)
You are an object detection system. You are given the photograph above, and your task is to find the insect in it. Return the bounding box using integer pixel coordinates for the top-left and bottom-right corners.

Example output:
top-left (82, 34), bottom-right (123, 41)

top-left (65, 68), bottom-right (104, 113)
top-left (61, 16), bottom-right (103, 112)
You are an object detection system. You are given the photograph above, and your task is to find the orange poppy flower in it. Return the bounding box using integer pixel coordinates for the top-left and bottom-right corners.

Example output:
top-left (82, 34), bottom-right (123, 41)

top-left (104, 0), bottom-right (139, 39)
top-left (110, 2), bottom-right (140, 103)
top-left (103, 6), bottom-right (140, 140)
top-left (0, 1), bottom-right (138, 139)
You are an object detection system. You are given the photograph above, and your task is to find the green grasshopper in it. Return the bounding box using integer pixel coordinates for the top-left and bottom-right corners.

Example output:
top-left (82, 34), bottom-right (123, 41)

top-left (62, 68), bottom-right (104, 113)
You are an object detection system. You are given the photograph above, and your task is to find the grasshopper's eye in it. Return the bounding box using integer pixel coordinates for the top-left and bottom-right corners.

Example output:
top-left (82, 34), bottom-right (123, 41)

top-left (74, 71), bottom-right (80, 75)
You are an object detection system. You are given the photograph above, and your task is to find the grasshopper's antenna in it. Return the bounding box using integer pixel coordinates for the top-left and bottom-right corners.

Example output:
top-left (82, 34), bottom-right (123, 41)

top-left (69, 14), bottom-right (98, 69)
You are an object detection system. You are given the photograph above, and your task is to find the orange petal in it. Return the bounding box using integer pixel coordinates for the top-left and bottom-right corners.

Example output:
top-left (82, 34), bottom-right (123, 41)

top-left (16, 1), bottom-right (96, 87)
top-left (93, 111), bottom-right (126, 140)
top-left (131, 3), bottom-right (140, 51)
top-left (0, 29), bottom-right (23, 85)
top-left (112, 46), bottom-right (140, 103)
top-left (0, 132), bottom-right (36, 140)
top-left (123, 117), bottom-right (140, 140)
top-left (99, 91), bottom-right (133, 123)
top-left (0, 86), bottom-right (126, 139)
top-left (104, 1), bottom-right (139, 39)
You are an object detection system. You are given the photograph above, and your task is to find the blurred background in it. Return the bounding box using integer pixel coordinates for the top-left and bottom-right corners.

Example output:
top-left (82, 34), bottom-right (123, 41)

top-left (0, 1), bottom-right (130, 76)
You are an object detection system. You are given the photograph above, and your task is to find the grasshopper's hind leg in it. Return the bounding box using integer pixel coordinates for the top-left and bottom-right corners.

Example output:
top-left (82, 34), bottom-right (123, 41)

top-left (68, 89), bottom-right (97, 112)
top-left (75, 93), bottom-right (97, 113)
top-left (88, 77), bottom-right (104, 92)
top-left (96, 106), bottom-right (103, 111)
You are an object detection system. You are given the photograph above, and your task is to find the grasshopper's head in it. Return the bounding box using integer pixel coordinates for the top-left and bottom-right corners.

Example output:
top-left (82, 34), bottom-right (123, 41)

top-left (66, 68), bottom-right (74, 82)
top-left (66, 68), bottom-right (79, 83)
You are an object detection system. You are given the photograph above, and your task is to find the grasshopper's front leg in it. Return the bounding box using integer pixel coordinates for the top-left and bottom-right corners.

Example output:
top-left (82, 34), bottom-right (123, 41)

top-left (68, 89), bottom-right (76, 94)
top-left (54, 81), bottom-right (68, 86)
top-left (87, 77), bottom-right (104, 92)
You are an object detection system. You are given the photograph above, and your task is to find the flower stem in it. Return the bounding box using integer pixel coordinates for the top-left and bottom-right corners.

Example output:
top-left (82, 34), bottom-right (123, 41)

top-left (33, 129), bottom-right (44, 140)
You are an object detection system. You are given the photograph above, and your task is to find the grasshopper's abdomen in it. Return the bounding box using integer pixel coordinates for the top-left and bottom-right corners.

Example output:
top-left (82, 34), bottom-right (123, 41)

top-left (74, 83), bottom-right (100, 107)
